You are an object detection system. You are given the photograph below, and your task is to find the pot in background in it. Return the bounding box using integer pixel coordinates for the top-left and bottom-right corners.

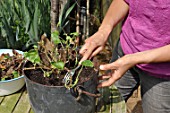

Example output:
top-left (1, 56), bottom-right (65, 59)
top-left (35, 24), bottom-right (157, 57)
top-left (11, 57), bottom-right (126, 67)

top-left (0, 49), bottom-right (25, 96)
top-left (0, 75), bottom-right (25, 96)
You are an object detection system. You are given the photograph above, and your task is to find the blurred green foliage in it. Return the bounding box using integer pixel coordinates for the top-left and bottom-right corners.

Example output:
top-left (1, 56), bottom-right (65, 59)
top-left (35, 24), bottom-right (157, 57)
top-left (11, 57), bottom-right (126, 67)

top-left (0, 0), bottom-right (50, 50)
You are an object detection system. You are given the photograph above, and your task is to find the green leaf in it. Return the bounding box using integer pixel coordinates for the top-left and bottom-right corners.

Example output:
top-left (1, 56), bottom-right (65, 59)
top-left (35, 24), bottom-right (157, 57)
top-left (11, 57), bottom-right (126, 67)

top-left (33, 45), bottom-right (38, 49)
top-left (61, 20), bottom-right (69, 30)
top-left (12, 71), bottom-right (19, 78)
top-left (61, 39), bottom-right (66, 44)
top-left (0, 0), bottom-right (50, 49)
top-left (51, 61), bottom-right (65, 70)
top-left (21, 0), bottom-right (31, 33)
top-left (64, 3), bottom-right (76, 23)
top-left (33, 5), bottom-right (40, 42)
top-left (24, 50), bottom-right (41, 64)
top-left (51, 31), bottom-right (61, 45)
top-left (16, 26), bottom-right (19, 41)
top-left (81, 60), bottom-right (94, 67)
top-left (1, 77), bottom-right (6, 81)
top-left (44, 71), bottom-right (51, 77)
top-left (66, 36), bottom-right (72, 43)
top-left (4, 54), bottom-right (10, 59)
top-left (1, 76), bottom-right (8, 81)
top-left (58, 2), bottom-right (76, 32)
top-left (70, 32), bottom-right (79, 36)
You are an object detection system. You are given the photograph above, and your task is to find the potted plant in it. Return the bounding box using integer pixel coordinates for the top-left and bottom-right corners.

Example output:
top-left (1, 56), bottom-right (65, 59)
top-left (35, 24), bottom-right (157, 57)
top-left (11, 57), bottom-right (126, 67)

top-left (0, 49), bottom-right (25, 96)
top-left (23, 32), bottom-right (100, 113)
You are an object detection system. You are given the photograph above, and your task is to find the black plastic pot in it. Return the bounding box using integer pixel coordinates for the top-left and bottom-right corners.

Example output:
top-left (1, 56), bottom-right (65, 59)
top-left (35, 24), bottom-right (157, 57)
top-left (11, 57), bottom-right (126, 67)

top-left (24, 71), bottom-right (98, 113)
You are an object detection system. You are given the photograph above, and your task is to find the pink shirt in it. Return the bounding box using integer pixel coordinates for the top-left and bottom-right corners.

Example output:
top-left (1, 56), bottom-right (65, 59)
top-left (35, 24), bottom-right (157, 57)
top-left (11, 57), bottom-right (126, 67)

top-left (120, 0), bottom-right (170, 78)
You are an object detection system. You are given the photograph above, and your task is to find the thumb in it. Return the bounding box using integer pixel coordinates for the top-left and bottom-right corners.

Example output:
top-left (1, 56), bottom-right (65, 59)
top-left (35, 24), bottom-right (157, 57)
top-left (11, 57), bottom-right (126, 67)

top-left (99, 63), bottom-right (117, 71)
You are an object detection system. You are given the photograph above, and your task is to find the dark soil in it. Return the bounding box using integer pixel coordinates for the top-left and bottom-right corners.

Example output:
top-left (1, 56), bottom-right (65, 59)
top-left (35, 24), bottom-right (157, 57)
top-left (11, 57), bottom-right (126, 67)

top-left (24, 62), bottom-right (97, 86)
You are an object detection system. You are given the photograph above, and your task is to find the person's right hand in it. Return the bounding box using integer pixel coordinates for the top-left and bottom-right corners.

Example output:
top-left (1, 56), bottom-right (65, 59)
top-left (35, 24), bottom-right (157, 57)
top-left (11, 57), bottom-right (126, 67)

top-left (79, 30), bottom-right (108, 63)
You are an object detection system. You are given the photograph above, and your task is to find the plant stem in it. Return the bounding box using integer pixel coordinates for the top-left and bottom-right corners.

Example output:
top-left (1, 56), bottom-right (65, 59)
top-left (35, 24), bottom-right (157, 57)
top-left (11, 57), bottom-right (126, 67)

top-left (23, 66), bottom-right (51, 70)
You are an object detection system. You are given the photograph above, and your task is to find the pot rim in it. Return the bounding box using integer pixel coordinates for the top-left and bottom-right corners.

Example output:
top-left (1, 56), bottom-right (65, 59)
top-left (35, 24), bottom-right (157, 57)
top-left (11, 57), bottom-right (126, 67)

top-left (0, 75), bottom-right (24, 83)
top-left (24, 73), bottom-right (68, 88)
top-left (0, 49), bottom-right (23, 54)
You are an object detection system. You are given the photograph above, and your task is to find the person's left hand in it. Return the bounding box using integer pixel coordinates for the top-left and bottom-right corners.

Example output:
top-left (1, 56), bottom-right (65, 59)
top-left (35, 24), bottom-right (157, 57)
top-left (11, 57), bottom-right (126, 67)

top-left (98, 54), bottom-right (137, 88)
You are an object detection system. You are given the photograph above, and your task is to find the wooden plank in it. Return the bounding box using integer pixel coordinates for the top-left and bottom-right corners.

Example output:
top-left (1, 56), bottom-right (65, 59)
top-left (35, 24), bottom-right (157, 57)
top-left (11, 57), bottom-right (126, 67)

top-left (0, 89), bottom-right (24, 113)
top-left (97, 85), bottom-right (126, 113)
top-left (13, 90), bottom-right (31, 113)
top-left (0, 96), bottom-right (4, 104)
top-left (29, 108), bottom-right (34, 113)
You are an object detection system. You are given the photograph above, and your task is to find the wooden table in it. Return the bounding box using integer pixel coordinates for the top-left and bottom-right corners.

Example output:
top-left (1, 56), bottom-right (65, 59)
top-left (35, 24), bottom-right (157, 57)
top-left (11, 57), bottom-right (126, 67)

top-left (0, 86), bottom-right (33, 113)
top-left (0, 85), bottom-right (126, 113)
top-left (97, 85), bottom-right (126, 113)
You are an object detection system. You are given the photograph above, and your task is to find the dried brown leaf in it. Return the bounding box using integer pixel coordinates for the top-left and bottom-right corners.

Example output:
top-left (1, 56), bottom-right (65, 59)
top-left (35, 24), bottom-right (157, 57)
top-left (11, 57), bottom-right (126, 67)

top-left (6, 66), bottom-right (15, 75)
top-left (39, 52), bottom-right (51, 67)
top-left (41, 34), bottom-right (54, 52)
top-left (0, 64), bottom-right (6, 69)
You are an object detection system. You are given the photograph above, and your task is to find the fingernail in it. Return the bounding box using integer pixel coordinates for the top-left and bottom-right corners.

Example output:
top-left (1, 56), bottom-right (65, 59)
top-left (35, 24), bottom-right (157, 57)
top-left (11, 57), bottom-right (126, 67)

top-left (99, 65), bottom-right (104, 70)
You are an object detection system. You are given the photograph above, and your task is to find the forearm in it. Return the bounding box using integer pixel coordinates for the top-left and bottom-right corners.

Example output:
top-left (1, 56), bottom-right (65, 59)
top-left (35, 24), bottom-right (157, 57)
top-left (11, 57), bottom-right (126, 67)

top-left (131, 45), bottom-right (170, 65)
top-left (99, 0), bottom-right (129, 38)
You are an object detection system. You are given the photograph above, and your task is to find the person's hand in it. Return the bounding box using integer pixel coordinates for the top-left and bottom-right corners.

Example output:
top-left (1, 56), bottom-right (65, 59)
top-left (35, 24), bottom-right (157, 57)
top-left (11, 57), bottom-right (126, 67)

top-left (98, 54), bottom-right (137, 88)
top-left (79, 31), bottom-right (108, 63)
